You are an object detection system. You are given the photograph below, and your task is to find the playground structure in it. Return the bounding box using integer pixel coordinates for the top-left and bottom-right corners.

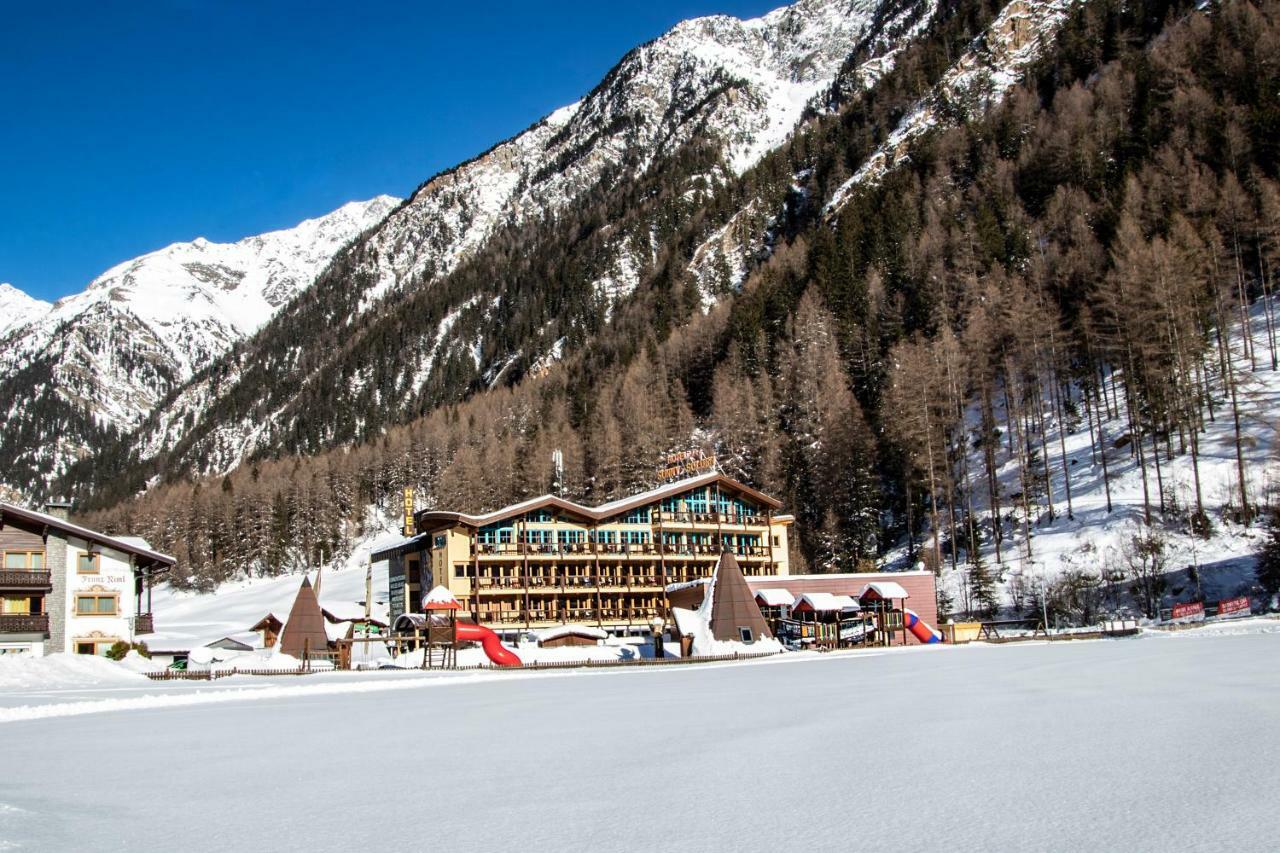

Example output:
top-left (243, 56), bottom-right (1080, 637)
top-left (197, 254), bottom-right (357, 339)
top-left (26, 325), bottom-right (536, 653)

top-left (764, 581), bottom-right (943, 649)
top-left (386, 585), bottom-right (522, 668)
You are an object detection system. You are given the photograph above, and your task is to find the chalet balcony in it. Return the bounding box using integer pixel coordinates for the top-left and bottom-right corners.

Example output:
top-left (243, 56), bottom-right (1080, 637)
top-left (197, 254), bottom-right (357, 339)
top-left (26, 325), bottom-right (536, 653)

top-left (0, 614), bottom-right (49, 636)
top-left (0, 570), bottom-right (52, 590)
top-left (134, 613), bottom-right (155, 635)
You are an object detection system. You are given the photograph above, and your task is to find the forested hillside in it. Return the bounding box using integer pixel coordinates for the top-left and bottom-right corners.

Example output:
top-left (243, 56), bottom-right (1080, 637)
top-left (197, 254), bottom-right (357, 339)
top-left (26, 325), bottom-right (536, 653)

top-left (85, 0), bottom-right (1280, 605)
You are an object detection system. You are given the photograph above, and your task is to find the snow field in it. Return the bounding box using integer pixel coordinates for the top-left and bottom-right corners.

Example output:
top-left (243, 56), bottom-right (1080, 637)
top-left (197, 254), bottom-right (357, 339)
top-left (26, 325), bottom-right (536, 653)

top-left (0, 629), bottom-right (1277, 851)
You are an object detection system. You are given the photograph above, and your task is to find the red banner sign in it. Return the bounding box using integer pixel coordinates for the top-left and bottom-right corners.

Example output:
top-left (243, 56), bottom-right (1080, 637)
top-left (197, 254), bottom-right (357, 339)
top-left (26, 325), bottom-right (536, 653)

top-left (1170, 601), bottom-right (1205, 622)
top-left (1217, 596), bottom-right (1251, 618)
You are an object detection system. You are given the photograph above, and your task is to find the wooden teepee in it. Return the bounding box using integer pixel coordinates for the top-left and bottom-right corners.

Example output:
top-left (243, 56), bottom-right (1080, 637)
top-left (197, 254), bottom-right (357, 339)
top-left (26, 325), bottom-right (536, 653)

top-left (278, 575), bottom-right (330, 660)
top-left (707, 550), bottom-right (773, 641)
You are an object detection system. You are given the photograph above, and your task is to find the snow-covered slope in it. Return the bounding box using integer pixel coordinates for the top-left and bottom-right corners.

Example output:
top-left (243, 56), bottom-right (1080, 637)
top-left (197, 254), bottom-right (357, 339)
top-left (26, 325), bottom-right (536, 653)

top-left (828, 0), bottom-right (1079, 211)
top-left (0, 283), bottom-right (50, 337)
top-left (0, 196), bottom-right (397, 458)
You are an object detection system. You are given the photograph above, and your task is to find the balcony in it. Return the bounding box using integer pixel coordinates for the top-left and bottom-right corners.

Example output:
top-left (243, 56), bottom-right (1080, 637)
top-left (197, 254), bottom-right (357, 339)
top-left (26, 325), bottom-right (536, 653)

top-left (653, 511), bottom-right (768, 527)
top-left (0, 614), bottom-right (49, 636)
top-left (134, 613), bottom-right (155, 635)
top-left (0, 570), bottom-right (52, 590)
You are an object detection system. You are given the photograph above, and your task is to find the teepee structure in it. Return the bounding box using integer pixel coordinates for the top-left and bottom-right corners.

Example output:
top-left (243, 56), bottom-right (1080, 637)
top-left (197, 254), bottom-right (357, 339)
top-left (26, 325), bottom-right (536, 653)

top-left (278, 575), bottom-right (330, 659)
top-left (707, 550), bottom-right (773, 642)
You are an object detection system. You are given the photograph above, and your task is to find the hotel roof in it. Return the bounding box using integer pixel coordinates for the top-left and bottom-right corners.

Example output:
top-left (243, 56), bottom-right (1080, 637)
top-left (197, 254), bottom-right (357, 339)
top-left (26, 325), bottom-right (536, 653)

top-left (415, 472), bottom-right (783, 531)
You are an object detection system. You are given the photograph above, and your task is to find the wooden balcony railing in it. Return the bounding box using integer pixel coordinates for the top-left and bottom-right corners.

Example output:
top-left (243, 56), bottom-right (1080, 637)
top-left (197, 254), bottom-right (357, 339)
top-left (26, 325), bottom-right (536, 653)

top-left (0, 570), bottom-right (52, 589)
top-left (0, 614), bottom-right (49, 635)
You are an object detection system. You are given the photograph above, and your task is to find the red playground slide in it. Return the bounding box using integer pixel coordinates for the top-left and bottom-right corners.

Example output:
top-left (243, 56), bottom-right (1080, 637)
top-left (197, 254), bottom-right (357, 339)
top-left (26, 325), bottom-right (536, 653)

top-left (455, 622), bottom-right (522, 666)
top-left (904, 608), bottom-right (943, 644)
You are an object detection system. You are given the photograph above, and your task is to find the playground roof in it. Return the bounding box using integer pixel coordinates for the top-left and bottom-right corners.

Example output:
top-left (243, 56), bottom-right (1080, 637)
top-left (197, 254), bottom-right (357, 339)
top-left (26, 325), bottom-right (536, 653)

top-left (792, 593), bottom-right (861, 612)
top-left (423, 585), bottom-right (461, 610)
top-left (753, 588), bottom-right (795, 607)
top-left (860, 581), bottom-right (909, 601)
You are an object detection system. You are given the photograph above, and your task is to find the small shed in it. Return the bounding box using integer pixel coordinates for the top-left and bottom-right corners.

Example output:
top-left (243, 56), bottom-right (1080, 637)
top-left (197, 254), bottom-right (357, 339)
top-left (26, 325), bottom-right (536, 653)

top-left (249, 614), bottom-right (284, 649)
top-left (536, 624), bottom-right (608, 648)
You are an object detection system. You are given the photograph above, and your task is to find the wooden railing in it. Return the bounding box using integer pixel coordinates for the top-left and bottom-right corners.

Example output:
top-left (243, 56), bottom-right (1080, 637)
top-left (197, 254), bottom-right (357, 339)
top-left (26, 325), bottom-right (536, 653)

top-left (0, 570), bottom-right (52, 588)
top-left (0, 614), bottom-right (49, 635)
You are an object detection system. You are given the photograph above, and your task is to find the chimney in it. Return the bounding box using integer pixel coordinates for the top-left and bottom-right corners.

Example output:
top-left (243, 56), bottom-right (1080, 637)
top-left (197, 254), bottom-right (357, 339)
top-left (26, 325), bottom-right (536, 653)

top-left (44, 499), bottom-right (72, 521)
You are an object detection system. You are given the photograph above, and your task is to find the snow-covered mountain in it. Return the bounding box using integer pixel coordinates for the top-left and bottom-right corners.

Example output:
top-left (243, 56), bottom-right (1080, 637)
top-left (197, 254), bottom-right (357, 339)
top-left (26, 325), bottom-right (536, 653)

top-left (0, 283), bottom-right (50, 337)
top-left (354, 0), bottom-right (891, 307)
top-left (124, 0), bottom-right (932, 475)
top-left (0, 196), bottom-right (398, 433)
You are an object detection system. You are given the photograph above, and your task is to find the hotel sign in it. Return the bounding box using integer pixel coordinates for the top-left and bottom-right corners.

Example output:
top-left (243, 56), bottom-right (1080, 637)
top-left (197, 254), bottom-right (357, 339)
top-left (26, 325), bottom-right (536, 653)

top-left (658, 450), bottom-right (716, 482)
top-left (403, 488), bottom-right (416, 537)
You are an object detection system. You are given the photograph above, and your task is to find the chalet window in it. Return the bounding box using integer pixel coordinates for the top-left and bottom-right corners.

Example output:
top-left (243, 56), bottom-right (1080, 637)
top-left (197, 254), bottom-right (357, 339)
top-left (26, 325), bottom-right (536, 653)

top-left (526, 509), bottom-right (553, 522)
top-left (75, 594), bottom-right (118, 615)
top-left (1, 597), bottom-right (32, 615)
top-left (3, 551), bottom-right (44, 570)
top-left (433, 535), bottom-right (447, 550)
top-left (738, 627), bottom-right (754, 643)
top-left (772, 536), bottom-right (780, 547)
top-left (73, 638), bottom-right (118, 656)
top-left (76, 553), bottom-right (100, 574)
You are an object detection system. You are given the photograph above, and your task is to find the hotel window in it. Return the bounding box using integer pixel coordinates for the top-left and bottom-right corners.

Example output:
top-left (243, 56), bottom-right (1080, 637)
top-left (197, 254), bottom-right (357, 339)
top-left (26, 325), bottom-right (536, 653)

top-left (621, 531), bottom-right (649, 545)
top-left (556, 530), bottom-right (584, 545)
top-left (433, 535), bottom-right (447, 550)
top-left (526, 509), bottom-right (553, 522)
top-left (77, 553), bottom-right (101, 574)
top-left (589, 530), bottom-right (616, 543)
top-left (686, 490), bottom-right (708, 514)
top-left (621, 507), bottom-right (650, 524)
top-left (75, 594), bottom-right (118, 616)
top-left (3, 551), bottom-right (44, 571)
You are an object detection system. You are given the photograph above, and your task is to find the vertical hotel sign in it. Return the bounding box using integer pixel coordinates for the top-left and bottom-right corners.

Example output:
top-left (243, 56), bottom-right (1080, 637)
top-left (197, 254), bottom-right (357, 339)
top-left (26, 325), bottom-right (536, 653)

top-left (403, 488), bottom-right (416, 537)
top-left (658, 449), bottom-right (716, 482)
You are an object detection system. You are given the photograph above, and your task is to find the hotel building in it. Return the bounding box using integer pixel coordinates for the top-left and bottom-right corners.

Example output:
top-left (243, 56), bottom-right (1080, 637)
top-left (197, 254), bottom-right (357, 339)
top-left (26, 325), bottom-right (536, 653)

top-left (375, 473), bottom-right (793, 636)
top-left (0, 501), bottom-right (174, 656)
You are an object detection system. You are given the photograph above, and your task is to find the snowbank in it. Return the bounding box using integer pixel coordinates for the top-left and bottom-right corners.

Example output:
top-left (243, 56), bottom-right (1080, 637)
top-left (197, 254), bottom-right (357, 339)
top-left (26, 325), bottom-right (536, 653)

top-left (0, 653), bottom-right (150, 690)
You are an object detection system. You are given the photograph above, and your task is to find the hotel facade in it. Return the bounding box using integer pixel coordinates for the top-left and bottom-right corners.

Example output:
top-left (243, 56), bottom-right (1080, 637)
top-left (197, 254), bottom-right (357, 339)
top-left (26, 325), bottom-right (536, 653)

top-left (375, 473), bottom-right (793, 636)
top-left (0, 501), bottom-right (173, 656)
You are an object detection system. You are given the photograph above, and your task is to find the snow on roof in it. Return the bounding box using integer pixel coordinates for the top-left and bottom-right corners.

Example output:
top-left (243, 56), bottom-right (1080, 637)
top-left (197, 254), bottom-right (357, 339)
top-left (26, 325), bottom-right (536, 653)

top-left (793, 593), bottom-right (861, 612)
top-left (534, 624), bottom-right (609, 643)
top-left (205, 631), bottom-right (262, 651)
top-left (423, 585), bottom-right (460, 610)
top-left (860, 581), bottom-right (909, 600)
top-left (753, 588), bottom-right (794, 607)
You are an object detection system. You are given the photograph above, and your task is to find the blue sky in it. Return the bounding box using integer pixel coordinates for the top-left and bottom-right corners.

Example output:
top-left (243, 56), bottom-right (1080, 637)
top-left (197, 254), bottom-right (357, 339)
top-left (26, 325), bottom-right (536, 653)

top-left (1, 1), bottom-right (779, 302)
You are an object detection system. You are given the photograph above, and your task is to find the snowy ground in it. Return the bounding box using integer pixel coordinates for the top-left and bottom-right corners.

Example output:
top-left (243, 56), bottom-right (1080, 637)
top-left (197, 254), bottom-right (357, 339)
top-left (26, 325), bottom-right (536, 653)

top-left (1, 625), bottom-right (1277, 851)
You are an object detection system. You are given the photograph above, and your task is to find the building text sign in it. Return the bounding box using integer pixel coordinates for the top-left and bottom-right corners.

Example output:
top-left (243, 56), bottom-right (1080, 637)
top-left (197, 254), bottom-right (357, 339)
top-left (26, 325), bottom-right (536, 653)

top-left (1217, 596), bottom-right (1251, 619)
top-left (658, 450), bottom-right (716, 482)
top-left (1170, 601), bottom-right (1205, 623)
